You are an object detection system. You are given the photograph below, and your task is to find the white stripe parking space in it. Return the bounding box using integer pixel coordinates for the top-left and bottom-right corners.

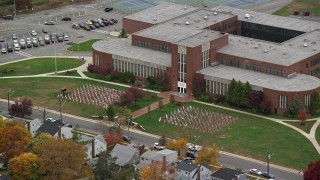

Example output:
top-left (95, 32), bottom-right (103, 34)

top-left (15, 51), bottom-right (33, 58)
top-left (92, 29), bottom-right (109, 35)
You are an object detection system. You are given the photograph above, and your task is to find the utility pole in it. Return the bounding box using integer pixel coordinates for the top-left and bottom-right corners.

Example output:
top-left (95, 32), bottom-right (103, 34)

top-left (7, 90), bottom-right (15, 115)
top-left (13, 0), bottom-right (17, 16)
top-left (37, 106), bottom-right (47, 123)
top-left (57, 94), bottom-right (65, 122)
top-left (267, 152), bottom-right (274, 176)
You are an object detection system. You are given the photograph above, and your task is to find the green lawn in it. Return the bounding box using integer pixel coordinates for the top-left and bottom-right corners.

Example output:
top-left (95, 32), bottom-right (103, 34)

top-left (134, 102), bottom-right (320, 170)
top-left (316, 126), bottom-right (320, 145)
top-left (284, 120), bottom-right (317, 133)
top-left (0, 78), bottom-right (160, 118)
top-left (274, 0), bottom-right (320, 16)
top-left (57, 70), bottom-right (81, 77)
top-left (0, 58), bottom-right (84, 76)
top-left (67, 39), bottom-right (101, 52)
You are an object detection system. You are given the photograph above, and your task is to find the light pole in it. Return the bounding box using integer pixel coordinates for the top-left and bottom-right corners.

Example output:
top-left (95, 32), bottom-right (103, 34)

top-left (127, 118), bottom-right (132, 138)
top-left (267, 152), bottom-right (274, 176)
top-left (57, 94), bottom-right (66, 122)
top-left (7, 90), bottom-right (15, 115)
top-left (13, 0), bottom-right (17, 17)
top-left (193, 135), bottom-right (201, 150)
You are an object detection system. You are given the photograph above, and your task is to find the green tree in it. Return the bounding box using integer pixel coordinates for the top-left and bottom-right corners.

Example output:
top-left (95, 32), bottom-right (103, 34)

top-left (289, 95), bottom-right (301, 116)
top-left (117, 106), bottom-right (133, 127)
top-left (242, 81), bottom-right (252, 107)
top-left (71, 124), bottom-right (90, 145)
top-left (32, 133), bottom-right (52, 147)
top-left (8, 153), bottom-right (41, 180)
top-left (309, 91), bottom-right (320, 114)
top-left (235, 80), bottom-right (244, 107)
top-left (93, 151), bottom-right (116, 180)
top-left (106, 104), bottom-right (115, 121)
top-left (226, 78), bottom-right (237, 106)
top-left (118, 28), bottom-right (128, 38)
top-left (117, 164), bottom-right (139, 180)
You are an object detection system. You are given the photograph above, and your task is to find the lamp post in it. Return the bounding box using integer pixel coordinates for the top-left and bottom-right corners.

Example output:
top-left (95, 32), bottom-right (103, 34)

top-left (267, 152), bottom-right (274, 176)
top-left (193, 135), bottom-right (201, 150)
top-left (127, 118), bottom-right (132, 138)
top-left (7, 90), bottom-right (15, 115)
top-left (13, 0), bottom-right (17, 17)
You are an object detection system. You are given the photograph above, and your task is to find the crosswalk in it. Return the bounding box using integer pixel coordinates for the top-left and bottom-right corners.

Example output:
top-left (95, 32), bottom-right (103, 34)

top-left (92, 29), bottom-right (109, 35)
top-left (15, 51), bottom-right (33, 58)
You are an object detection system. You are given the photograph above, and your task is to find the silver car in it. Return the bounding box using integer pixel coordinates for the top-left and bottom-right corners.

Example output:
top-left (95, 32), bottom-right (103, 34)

top-left (20, 39), bottom-right (26, 49)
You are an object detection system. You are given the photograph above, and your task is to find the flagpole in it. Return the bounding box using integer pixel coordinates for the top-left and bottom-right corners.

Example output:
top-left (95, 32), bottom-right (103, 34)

top-left (54, 41), bottom-right (57, 75)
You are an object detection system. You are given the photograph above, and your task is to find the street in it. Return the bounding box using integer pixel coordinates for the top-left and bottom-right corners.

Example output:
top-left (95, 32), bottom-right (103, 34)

top-left (0, 100), bottom-right (302, 180)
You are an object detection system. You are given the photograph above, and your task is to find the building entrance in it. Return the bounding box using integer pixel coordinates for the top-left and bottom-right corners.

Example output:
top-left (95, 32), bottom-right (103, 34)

top-left (178, 82), bottom-right (186, 93)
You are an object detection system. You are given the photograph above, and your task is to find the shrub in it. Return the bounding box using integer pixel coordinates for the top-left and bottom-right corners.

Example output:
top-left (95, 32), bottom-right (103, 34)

top-left (198, 93), bottom-right (211, 103)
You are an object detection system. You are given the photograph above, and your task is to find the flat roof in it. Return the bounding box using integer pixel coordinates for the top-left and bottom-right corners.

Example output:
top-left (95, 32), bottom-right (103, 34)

top-left (124, 2), bottom-right (198, 24)
top-left (218, 34), bottom-right (314, 66)
top-left (283, 29), bottom-right (320, 53)
top-left (134, 8), bottom-right (234, 43)
top-left (198, 65), bottom-right (320, 92)
top-left (176, 30), bottom-right (224, 47)
top-left (92, 39), bottom-right (171, 67)
top-left (211, 6), bottom-right (320, 32)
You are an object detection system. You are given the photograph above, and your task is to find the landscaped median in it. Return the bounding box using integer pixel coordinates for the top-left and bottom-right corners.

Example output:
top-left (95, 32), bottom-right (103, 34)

top-left (0, 77), bottom-right (161, 118)
top-left (133, 101), bottom-right (320, 170)
top-left (0, 57), bottom-right (84, 76)
top-left (67, 39), bottom-right (101, 52)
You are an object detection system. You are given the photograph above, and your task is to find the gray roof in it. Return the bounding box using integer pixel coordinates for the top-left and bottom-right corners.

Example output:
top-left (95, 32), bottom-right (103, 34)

top-left (176, 30), bottom-right (225, 47)
top-left (140, 150), bottom-right (164, 161)
top-left (211, 167), bottom-right (243, 180)
top-left (211, 6), bottom-right (320, 32)
top-left (134, 8), bottom-right (233, 43)
top-left (124, 2), bottom-right (198, 24)
top-left (218, 34), bottom-right (315, 66)
top-left (176, 161), bottom-right (211, 173)
top-left (198, 65), bottom-right (320, 92)
top-left (158, 149), bottom-right (177, 156)
top-left (92, 39), bottom-right (171, 67)
top-left (37, 120), bottom-right (64, 136)
top-left (111, 144), bottom-right (137, 166)
top-left (283, 29), bottom-right (320, 53)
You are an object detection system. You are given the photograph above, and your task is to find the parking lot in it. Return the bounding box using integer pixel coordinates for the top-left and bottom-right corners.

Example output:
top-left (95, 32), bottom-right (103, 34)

top-left (0, 3), bottom-right (125, 62)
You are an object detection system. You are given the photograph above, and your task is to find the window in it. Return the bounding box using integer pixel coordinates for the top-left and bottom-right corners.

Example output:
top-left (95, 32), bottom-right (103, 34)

top-left (305, 95), bottom-right (311, 106)
top-left (279, 95), bottom-right (287, 108)
top-left (202, 49), bottom-right (210, 68)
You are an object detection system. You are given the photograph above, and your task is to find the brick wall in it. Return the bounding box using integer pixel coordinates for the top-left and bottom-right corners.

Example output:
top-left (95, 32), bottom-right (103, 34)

top-left (123, 18), bottom-right (153, 34)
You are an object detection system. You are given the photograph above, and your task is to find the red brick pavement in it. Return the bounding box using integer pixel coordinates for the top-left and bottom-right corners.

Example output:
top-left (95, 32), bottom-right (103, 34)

top-left (132, 91), bottom-right (195, 118)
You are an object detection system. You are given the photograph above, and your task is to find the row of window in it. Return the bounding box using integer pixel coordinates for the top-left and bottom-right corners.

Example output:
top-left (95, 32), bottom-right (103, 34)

top-left (202, 50), bottom-right (210, 68)
top-left (205, 80), bottom-right (229, 95)
top-left (178, 53), bottom-right (187, 83)
top-left (211, 20), bottom-right (237, 32)
top-left (112, 58), bottom-right (165, 78)
top-left (279, 95), bottom-right (311, 109)
top-left (310, 58), bottom-right (320, 67)
top-left (311, 68), bottom-right (320, 76)
top-left (133, 40), bottom-right (169, 52)
top-left (94, 54), bottom-right (100, 66)
top-left (266, 67), bottom-right (284, 77)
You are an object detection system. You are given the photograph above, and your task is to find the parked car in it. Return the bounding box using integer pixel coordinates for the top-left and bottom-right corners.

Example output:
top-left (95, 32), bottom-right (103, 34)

top-left (64, 123), bottom-right (72, 128)
top-left (79, 23), bottom-right (85, 29)
top-left (13, 39), bottom-right (19, 46)
top-left (93, 23), bottom-right (100, 28)
top-left (188, 145), bottom-right (202, 152)
top-left (109, 20), bottom-right (114, 25)
top-left (38, 37), bottom-right (44, 46)
top-left (45, 21), bottom-right (55, 25)
top-left (153, 142), bottom-right (165, 150)
top-left (122, 135), bottom-right (131, 142)
top-left (42, 29), bottom-right (48, 33)
top-left (103, 20), bottom-right (110, 26)
top-left (44, 35), bottom-right (50, 44)
top-left (20, 39), bottom-right (26, 49)
top-left (182, 157), bottom-right (193, 162)
top-left (26, 38), bottom-right (32, 48)
top-left (31, 30), bottom-right (37, 36)
top-left (0, 36), bottom-right (5, 42)
top-left (14, 43), bottom-right (20, 51)
top-left (1, 45), bottom-right (7, 54)
top-left (98, 22), bottom-right (105, 27)
top-left (83, 25), bottom-right (91, 31)
top-left (57, 34), bottom-right (63, 42)
top-left (12, 34), bottom-right (17, 40)
top-left (85, 20), bottom-right (93, 25)
top-left (261, 172), bottom-right (275, 179)
top-left (32, 38), bottom-right (38, 47)
top-left (185, 150), bottom-right (196, 159)
top-left (91, 19), bottom-right (99, 24)
top-left (111, 18), bottom-right (118, 23)
top-left (62, 17), bottom-right (71, 21)
top-left (72, 24), bottom-right (80, 29)
top-left (46, 118), bottom-right (56, 122)
top-left (104, 7), bottom-right (113, 12)
top-left (2, 15), bottom-right (13, 20)
top-left (249, 169), bottom-right (262, 176)
top-left (50, 33), bottom-right (57, 43)
top-left (7, 43), bottom-right (13, 52)
top-left (63, 33), bottom-right (69, 41)
top-left (89, 25), bottom-right (96, 30)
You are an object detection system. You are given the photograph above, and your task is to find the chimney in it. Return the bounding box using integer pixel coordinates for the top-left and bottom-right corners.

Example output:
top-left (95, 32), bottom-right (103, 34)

top-left (162, 155), bottom-right (166, 173)
top-left (58, 126), bottom-right (62, 139)
top-left (27, 121), bottom-right (31, 132)
top-left (197, 164), bottom-right (201, 180)
top-left (92, 139), bottom-right (95, 158)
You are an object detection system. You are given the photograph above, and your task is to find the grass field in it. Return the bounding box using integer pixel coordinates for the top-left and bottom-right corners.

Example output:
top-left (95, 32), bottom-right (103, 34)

top-left (67, 39), bottom-right (101, 52)
top-left (57, 70), bottom-right (81, 77)
top-left (0, 58), bottom-right (84, 77)
top-left (274, 0), bottom-right (320, 16)
top-left (317, 126), bottom-right (320, 145)
top-left (284, 120), bottom-right (317, 133)
top-left (134, 102), bottom-right (320, 170)
top-left (0, 78), bottom-right (159, 118)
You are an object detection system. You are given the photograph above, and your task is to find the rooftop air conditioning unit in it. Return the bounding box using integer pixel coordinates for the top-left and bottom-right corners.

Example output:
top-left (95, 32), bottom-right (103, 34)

top-left (304, 42), bottom-right (308, 47)
top-left (185, 21), bottom-right (190, 25)
top-left (264, 49), bottom-right (268, 53)
top-left (204, 16), bottom-right (208, 19)
top-left (213, 12), bottom-right (218, 15)
top-left (244, 14), bottom-right (251, 18)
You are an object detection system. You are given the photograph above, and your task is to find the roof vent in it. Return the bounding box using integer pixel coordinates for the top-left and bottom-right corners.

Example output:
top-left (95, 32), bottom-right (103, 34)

top-left (204, 35), bottom-right (208, 37)
top-left (264, 49), bottom-right (268, 53)
top-left (311, 41), bottom-right (316, 44)
top-left (207, 12), bottom-right (210, 16)
top-left (153, 18), bottom-right (157, 21)
top-left (198, 18), bottom-right (201, 21)
top-left (213, 12), bottom-right (218, 15)
top-left (254, 45), bottom-right (258, 49)
top-left (185, 21), bottom-right (190, 25)
top-left (244, 14), bottom-right (251, 18)
top-left (289, 43), bottom-right (293, 46)
top-left (303, 42), bottom-right (308, 47)
top-left (184, 6), bottom-right (187, 10)
top-left (283, 52), bottom-right (286, 55)
top-left (204, 16), bottom-right (208, 19)
top-left (287, 72), bottom-right (297, 79)
top-left (274, 48), bottom-right (276, 50)
top-left (304, 39), bottom-right (308, 42)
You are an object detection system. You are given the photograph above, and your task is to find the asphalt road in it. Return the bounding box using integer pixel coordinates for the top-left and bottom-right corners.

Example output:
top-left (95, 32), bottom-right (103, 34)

top-left (0, 100), bottom-right (302, 180)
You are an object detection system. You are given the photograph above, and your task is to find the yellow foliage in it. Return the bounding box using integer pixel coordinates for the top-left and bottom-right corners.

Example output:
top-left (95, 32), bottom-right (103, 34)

top-left (195, 144), bottom-right (220, 167)
top-left (140, 162), bottom-right (163, 180)
top-left (8, 152), bottom-right (41, 180)
top-left (165, 139), bottom-right (177, 150)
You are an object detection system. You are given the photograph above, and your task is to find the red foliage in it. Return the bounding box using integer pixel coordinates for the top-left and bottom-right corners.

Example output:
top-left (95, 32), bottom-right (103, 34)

top-left (10, 98), bottom-right (33, 118)
top-left (103, 131), bottom-right (123, 147)
top-left (110, 70), bottom-right (120, 80)
top-left (16, 0), bottom-right (32, 10)
top-left (304, 160), bottom-right (320, 180)
top-left (296, 109), bottom-right (310, 125)
top-left (128, 85), bottom-right (145, 104)
top-left (119, 91), bottom-right (134, 106)
top-left (248, 91), bottom-right (264, 109)
top-left (155, 74), bottom-right (170, 91)
top-left (259, 100), bottom-right (271, 114)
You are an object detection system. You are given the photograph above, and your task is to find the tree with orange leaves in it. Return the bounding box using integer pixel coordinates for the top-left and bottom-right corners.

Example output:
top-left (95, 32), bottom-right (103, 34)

top-left (140, 162), bottom-right (163, 180)
top-left (195, 144), bottom-right (220, 167)
top-left (103, 130), bottom-right (123, 147)
top-left (0, 120), bottom-right (31, 158)
top-left (8, 152), bottom-right (41, 180)
top-left (165, 138), bottom-right (187, 156)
